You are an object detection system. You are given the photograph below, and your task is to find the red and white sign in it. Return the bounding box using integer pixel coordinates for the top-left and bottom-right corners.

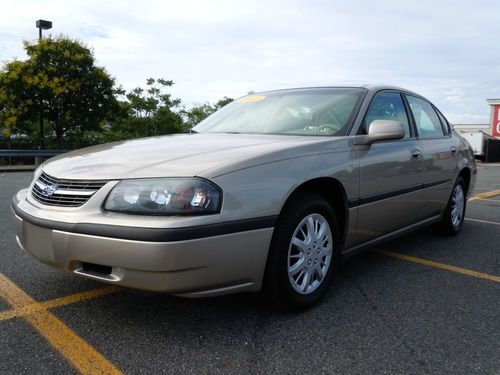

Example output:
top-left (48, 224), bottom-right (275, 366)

top-left (493, 105), bottom-right (500, 137)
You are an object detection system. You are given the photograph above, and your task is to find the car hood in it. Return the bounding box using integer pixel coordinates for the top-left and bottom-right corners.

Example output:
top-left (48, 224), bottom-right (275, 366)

top-left (43, 133), bottom-right (351, 180)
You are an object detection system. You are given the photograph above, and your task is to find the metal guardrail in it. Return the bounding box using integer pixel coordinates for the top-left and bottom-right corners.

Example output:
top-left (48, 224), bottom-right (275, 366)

top-left (0, 149), bottom-right (67, 157)
top-left (0, 149), bottom-right (68, 168)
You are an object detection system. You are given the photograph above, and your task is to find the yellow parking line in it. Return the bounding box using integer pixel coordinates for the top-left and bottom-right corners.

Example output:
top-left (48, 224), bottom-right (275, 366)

top-left (469, 189), bottom-right (500, 201)
top-left (374, 249), bottom-right (500, 283)
top-left (0, 273), bottom-right (123, 375)
top-left (0, 285), bottom-right (121, 322)
top-left (465, 218), bottom-right (500, 226)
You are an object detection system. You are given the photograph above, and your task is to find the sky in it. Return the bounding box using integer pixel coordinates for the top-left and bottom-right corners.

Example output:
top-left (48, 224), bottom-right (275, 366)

top-left (1, 0), bottom-right (499, 124)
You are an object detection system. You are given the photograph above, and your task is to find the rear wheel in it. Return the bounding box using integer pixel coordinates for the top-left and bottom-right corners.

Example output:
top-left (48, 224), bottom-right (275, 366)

top-left (263, 193), bottom-right (340, 310)
top-left (435, 177), bottom-right (466, 235)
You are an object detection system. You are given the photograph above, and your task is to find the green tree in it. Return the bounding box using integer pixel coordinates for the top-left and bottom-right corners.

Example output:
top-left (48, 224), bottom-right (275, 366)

top-left (107, 78), bottom-right (186, 139)
top-left (0, 35), bottom-right (120, 148)
top-left (183, 96), bottom-right (233, 128)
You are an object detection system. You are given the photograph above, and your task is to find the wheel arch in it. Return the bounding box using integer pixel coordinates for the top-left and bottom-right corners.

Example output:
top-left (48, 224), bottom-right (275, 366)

top-left (279, 177), bottom-right (349, 246)
top-left (458, 167), bottom-right (471, 194)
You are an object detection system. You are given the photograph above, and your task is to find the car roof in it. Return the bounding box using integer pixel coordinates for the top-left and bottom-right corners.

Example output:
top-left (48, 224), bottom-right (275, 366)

top-left (360, 84), bottom-right (419, 95)
top-left (252, 85), bottom-right (421, 97)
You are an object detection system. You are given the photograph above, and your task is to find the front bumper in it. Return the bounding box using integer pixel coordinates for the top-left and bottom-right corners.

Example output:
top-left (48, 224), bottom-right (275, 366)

top-left (12, 190), bottom-right (275, 297)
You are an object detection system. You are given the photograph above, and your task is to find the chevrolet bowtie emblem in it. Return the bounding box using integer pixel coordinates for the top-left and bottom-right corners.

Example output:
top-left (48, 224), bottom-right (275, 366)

top-left (42, 185), bottom-right (57, 197)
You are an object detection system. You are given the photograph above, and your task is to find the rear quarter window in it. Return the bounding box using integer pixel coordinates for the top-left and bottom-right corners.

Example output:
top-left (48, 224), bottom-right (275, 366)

top-left (436, 109), bottom-right (451, 135)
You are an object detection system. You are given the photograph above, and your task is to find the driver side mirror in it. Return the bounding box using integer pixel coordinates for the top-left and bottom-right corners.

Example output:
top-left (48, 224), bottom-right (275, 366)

top-left (353, 120), bottom-right (405, 145)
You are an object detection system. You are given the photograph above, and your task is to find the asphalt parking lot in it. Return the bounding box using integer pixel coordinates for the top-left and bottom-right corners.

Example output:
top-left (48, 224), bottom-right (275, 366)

top-left (0, 167), bottom-right (499, 375)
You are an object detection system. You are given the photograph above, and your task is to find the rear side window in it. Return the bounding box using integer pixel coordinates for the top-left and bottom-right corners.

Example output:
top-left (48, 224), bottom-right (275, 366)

top-left (406, 95), bottom-right (445, 138)
top-left (364, 92), bottom-right (411, 138)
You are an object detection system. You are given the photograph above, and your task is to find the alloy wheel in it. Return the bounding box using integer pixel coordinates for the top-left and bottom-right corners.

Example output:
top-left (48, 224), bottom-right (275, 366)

top-left (450, 184), bottom-right (465, 228)
top-left (287, 213), bottom-right (333, 295)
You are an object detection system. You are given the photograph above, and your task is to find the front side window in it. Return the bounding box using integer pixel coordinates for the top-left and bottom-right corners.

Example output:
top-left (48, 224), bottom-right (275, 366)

top-left (406, 95), bottom-right (445, 138)
top-left (192, 88), bottom-right (365, 136)
top-left (364, 91), bottom-right (411, 138)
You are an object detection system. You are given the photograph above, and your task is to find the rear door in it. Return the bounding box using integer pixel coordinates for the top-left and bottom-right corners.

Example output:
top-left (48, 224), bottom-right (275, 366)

top-left (354, 91), bottom-right (425, 245)
top-left (404, 95), bottom-right (456, 217)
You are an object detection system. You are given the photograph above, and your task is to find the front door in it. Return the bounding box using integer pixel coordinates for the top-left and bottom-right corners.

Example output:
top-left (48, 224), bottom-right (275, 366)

top-left (354, 91), bottom-right (424, 245)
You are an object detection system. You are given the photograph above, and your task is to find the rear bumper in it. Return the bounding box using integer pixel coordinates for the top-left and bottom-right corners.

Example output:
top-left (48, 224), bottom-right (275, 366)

top-left (12, 191), bottom-right (275, 297)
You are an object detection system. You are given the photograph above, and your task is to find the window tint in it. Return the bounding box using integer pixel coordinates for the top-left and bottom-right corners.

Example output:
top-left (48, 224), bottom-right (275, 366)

top-left (364, 92), bottom-right (411, 138)
top-left (406, 95), bottom-right (445, 138)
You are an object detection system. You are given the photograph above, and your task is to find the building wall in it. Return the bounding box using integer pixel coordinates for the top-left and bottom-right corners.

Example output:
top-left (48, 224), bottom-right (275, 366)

top-left (487, 99), bottom-right (500, 139)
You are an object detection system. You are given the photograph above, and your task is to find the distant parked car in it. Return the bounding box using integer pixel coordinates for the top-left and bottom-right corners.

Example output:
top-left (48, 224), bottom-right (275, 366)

top-left (12, 85), bottom-right (476, 309)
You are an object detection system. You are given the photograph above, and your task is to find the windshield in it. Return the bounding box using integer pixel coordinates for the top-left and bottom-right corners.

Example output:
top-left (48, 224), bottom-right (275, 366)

top-left (192, 88), bottom-right (366, 136)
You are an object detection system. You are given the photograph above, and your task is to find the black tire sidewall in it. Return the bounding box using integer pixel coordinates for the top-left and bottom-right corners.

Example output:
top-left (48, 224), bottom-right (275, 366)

top-left (264, 193), bottom-right (340, 310)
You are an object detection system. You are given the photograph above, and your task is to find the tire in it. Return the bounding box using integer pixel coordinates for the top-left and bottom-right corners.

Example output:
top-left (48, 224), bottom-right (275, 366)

top-left (435, 177), bottom-right (466, 236)
top-left (263, 193), bottom-right (340, 311)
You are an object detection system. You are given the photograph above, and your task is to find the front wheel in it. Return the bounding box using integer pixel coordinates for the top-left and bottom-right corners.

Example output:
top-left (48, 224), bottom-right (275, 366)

top-left (435, 177), bottom-right (466, 235)
top-left (263, 193), bottom-right (340, 310)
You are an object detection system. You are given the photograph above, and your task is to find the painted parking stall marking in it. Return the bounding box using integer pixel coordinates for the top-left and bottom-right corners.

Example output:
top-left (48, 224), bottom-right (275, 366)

top-left (0, 273), bottom-right (123, 375)
top-left (469, 189), bottom-right (500, 201)
top-left (374, 249), bottom-right (500, 283)
top-left (465, 217), bottom-right (500, 226)
top-left (0, 285), bottom-right (120, 322)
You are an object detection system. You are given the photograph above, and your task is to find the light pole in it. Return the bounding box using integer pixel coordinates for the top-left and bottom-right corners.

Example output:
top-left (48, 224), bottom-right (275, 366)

top-left (35, 19), bottom-right (52, 149)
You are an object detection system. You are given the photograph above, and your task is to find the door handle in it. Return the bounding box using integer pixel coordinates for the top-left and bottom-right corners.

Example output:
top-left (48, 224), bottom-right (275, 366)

top-left (450, 146), bottom-right (457, 153)
top-left (411, 148), bottom-right (422, 158)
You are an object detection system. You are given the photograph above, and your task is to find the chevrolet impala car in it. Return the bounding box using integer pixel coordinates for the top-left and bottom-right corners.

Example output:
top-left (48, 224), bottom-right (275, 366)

top-left (12, 86), bottom-right (476, 309)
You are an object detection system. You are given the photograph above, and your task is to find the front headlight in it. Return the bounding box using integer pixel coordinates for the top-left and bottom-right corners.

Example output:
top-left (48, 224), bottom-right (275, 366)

top-left (104, 178), bottom-right (222, 215)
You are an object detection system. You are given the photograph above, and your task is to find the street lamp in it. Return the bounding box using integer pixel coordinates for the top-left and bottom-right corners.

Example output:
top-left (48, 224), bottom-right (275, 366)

top-left (35, 19), bottom-right (52, 149)
top-left (36, 19), bottom-right (52, 40)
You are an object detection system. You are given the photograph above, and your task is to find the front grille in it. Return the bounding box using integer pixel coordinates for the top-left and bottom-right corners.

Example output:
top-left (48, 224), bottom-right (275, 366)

top-left (31, 172), bottom-right (107, 207)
